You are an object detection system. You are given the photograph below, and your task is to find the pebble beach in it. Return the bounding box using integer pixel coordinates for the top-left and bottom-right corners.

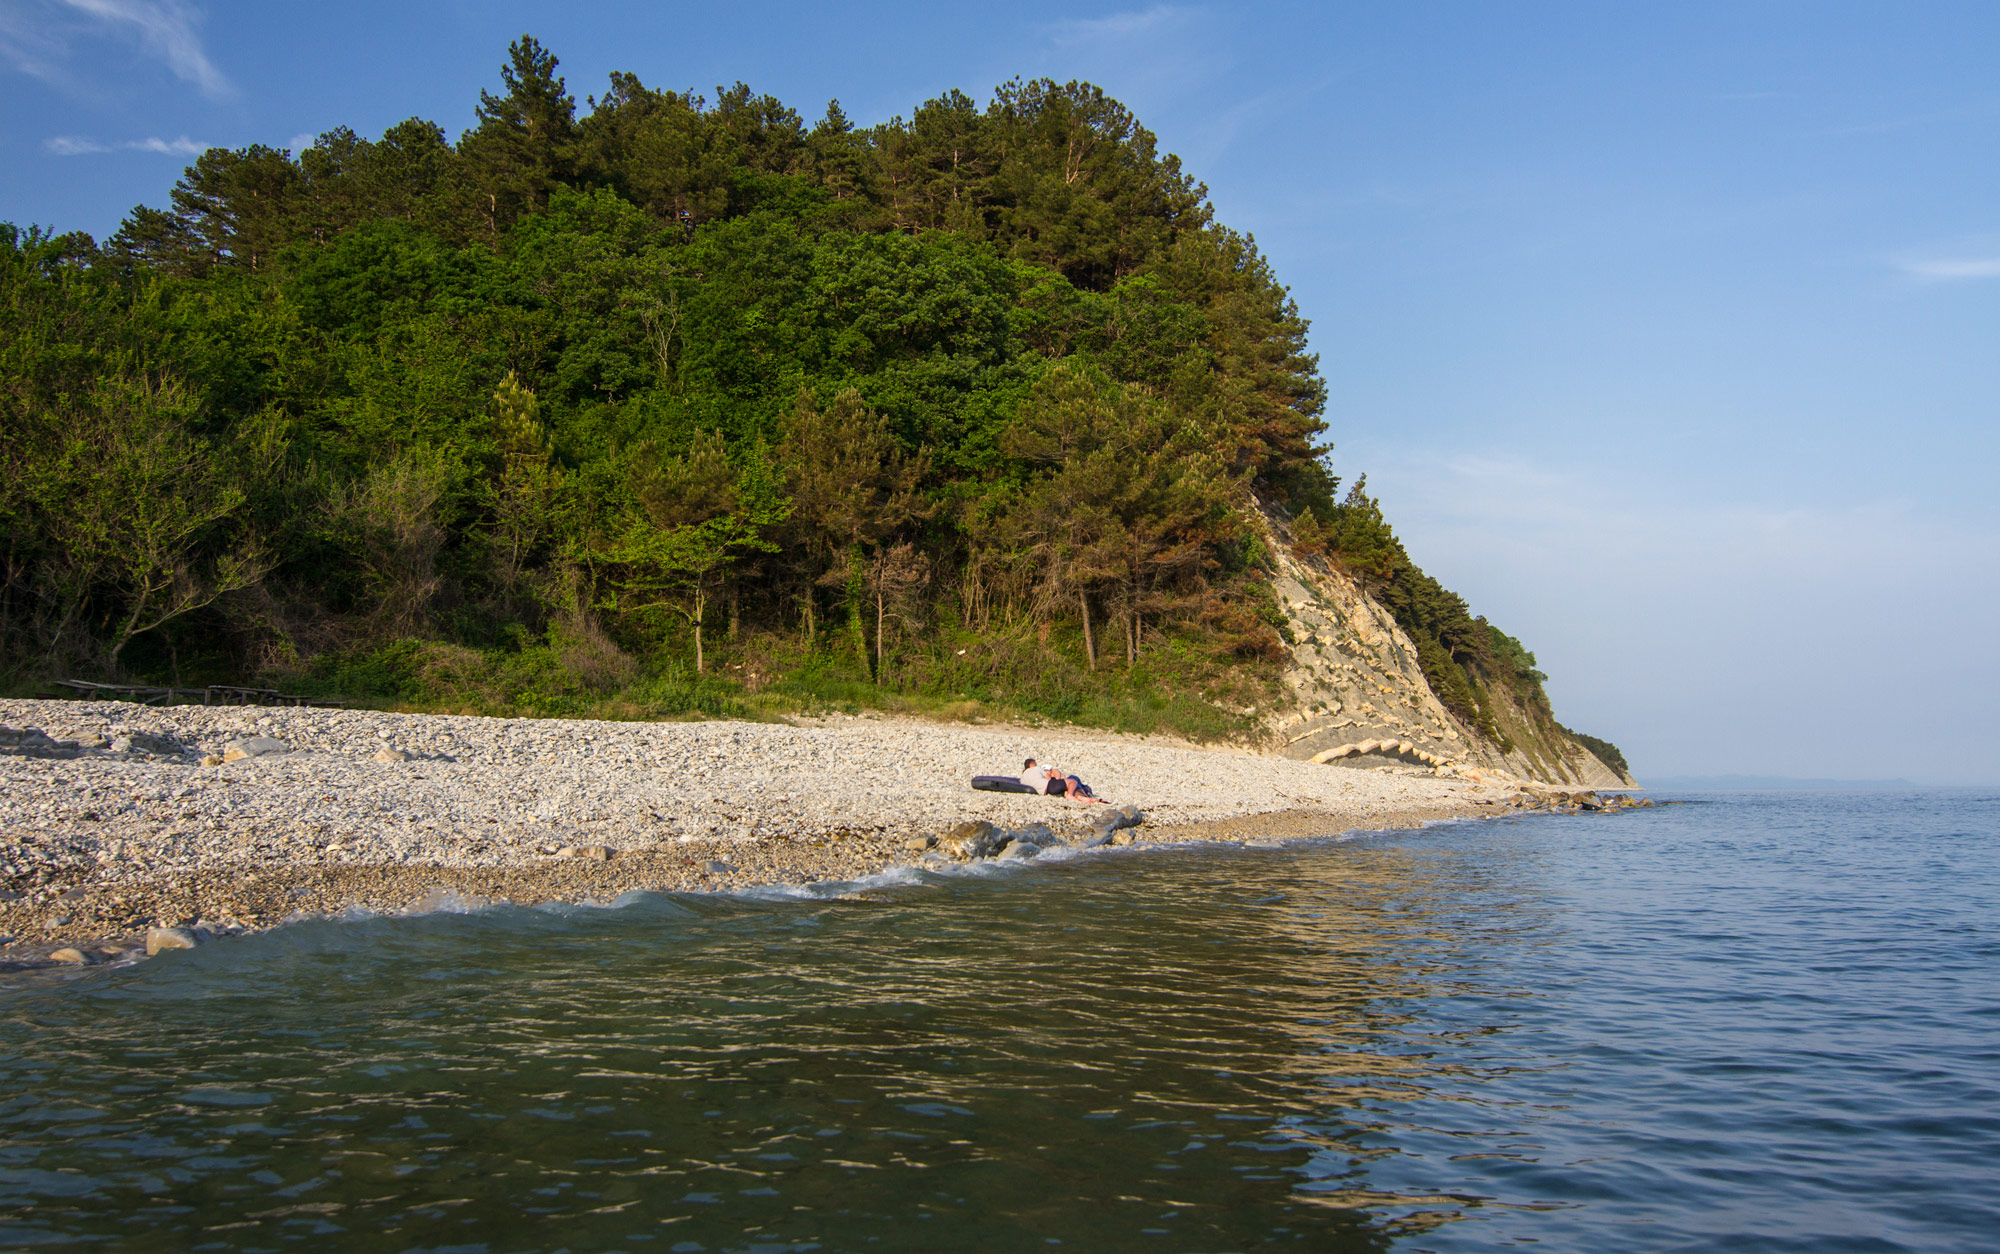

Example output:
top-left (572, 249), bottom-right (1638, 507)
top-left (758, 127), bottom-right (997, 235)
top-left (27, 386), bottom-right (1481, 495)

top-left (0, 698), bottom-right (1552, 970)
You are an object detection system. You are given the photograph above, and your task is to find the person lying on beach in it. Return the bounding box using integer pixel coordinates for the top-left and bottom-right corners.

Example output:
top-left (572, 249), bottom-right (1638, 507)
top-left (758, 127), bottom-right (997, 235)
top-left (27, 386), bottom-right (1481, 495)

top-left (1019, 758), bottom-right (1108, 802)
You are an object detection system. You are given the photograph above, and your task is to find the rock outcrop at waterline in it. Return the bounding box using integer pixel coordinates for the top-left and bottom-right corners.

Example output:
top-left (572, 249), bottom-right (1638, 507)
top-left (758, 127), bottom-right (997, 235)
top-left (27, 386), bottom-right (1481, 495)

top-left (1256, 505), bottom-right (1634, 788)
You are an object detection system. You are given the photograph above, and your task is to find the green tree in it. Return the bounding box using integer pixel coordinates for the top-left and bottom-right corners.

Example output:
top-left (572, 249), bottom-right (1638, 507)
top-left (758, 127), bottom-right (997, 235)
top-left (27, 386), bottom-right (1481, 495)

top-left (462, 35), bottom-right (577, 233)
top-left (606, 433), bottom-right (788, 672)
top-left (775, 388), bottom-right (928, 664)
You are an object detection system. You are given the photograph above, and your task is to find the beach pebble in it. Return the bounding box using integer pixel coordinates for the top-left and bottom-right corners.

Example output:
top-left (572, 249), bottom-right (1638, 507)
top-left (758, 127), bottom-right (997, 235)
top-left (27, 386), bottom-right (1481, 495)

top-left (48, 947), bottom-right (92, 965)
top-left (566, 844), bottom-right (614, 861)
top-left (145, 927), bottom-right (200, 955)
top-left (0, 694), bottom-right (1528, 955)
top-left (372, 747), bottom-right (411, 763)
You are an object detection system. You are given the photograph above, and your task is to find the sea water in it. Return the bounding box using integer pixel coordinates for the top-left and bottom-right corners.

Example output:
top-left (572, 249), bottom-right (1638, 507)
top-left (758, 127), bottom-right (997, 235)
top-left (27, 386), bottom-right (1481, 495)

top-left (1, 790), bottom-right (1995, 1252)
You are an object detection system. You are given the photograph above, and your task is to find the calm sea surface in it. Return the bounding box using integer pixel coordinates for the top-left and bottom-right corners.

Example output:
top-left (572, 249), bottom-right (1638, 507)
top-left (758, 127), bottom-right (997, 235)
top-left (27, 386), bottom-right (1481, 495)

top-left (2, 790), bottom-right (1996, 1252)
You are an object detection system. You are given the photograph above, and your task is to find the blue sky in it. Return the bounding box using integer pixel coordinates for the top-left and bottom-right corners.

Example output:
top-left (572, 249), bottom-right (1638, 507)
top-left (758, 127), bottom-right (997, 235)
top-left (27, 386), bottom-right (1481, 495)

top-left (4, 1), bottom-right (1996, 782)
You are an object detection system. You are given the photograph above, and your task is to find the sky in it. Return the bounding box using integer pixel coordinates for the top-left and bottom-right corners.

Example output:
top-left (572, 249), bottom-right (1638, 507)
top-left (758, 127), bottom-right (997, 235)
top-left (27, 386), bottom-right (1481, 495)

top-left (2, 0), bottom-right (1996, 783)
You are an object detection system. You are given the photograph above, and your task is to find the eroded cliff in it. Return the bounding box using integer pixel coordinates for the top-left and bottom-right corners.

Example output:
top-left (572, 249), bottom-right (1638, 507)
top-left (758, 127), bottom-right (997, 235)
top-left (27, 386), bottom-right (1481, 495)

top-left (1257, 506), bottom-right (1633, 788)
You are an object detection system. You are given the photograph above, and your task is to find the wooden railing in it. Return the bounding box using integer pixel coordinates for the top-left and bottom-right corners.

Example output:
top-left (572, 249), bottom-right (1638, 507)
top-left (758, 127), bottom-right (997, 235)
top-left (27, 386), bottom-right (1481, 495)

top-left (45, 680), bottom-right (347, 708)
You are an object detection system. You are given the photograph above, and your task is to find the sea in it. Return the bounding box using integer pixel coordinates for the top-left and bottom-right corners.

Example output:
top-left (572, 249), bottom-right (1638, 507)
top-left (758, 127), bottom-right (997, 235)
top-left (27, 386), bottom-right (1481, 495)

top-left (1, 789), bottom-right (1995, 1253)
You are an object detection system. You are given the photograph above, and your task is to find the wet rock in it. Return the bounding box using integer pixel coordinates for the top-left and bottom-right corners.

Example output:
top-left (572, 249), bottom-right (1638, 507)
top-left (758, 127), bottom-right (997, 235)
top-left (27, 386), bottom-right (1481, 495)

top-left (221, 737), bottom-right (289, 763)
top-left (939, 820), bottom-right (1003, 861)
top-left (704, 860), bottom-right (737, 874)
top-left (904, 835), bottom-right (936, 853)
top-left (145, 926), bottom-right (199, 955)
top-left (48, 947), bottom-right (92, 965)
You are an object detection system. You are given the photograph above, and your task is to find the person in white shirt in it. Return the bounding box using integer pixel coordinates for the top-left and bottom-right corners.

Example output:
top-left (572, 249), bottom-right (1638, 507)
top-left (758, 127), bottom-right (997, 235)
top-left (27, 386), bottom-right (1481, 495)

top-left (1020, 758), bottom-right (1053, 793)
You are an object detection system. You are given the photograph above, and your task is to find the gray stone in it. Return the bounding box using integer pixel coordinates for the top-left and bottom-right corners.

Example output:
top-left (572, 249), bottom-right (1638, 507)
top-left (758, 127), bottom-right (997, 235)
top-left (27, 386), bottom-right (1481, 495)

top-left (996, 840), bottom-right (1040, 861)
top-left (704, 860), bottom-right (737, 874)
top-left (221, 736), bottom-right (288, 763)
top-left (146, 927), bottom-right (199, 956)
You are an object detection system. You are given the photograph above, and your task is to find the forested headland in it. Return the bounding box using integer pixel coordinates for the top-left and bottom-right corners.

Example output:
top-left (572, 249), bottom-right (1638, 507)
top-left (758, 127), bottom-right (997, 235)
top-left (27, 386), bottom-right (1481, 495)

top-left (1, 36), bottom-right (1596, 753)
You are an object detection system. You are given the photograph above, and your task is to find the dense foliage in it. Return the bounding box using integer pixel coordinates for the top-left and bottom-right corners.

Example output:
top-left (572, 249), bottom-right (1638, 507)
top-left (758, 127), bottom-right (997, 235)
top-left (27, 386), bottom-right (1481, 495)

top-left (0, 37), bottom-right (1588, 749)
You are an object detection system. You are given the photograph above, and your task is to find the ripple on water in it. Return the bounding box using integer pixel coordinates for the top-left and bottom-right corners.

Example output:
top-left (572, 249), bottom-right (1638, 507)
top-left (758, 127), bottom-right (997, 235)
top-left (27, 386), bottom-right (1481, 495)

top-left (0, 791), bottom-right (1996, 1252)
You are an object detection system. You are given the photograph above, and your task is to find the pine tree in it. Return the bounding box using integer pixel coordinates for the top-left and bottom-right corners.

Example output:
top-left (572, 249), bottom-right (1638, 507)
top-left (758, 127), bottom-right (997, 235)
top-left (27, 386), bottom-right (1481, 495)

top-left (463, 35), bottom-right (577, 232)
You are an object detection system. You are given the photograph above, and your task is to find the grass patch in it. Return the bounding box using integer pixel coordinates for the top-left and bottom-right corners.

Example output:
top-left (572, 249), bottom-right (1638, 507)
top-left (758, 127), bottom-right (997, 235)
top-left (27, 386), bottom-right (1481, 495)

top-left (269, 618), bottom-right (1279, 743)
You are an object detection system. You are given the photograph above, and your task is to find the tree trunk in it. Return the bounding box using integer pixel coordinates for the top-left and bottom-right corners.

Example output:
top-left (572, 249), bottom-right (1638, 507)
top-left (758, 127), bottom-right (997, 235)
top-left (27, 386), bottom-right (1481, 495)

top-left (802, 588), bottom-right (815, 646)
top-left (1125, 612), bottom-right (1136, 666)
top-left (728, 588), bottom-right (740, 641)
top-left (692, 586), bottom-right (707, 673)
top-left (1079, 589), bottom-right (1095, 670)
top-left (875, 589), bottom-right (885, 683)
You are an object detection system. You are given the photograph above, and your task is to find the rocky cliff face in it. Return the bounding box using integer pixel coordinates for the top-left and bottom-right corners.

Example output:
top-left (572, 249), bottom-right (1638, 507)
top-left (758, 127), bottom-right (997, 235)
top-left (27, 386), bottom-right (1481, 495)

top-left (1257, 507), bottom-right (1632, 788)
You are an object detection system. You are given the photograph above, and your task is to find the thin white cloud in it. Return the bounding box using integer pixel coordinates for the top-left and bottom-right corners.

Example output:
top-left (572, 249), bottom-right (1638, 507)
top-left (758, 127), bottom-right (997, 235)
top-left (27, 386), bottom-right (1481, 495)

top-left (1900, 255), bottom-right (2000, 282)
top-left (45, 132), bottom-right (207, 156)
top-left (1048, 5), bottom-right (1196, 45)
top-left (59, 0), bottom-right (229, 98)
top-left (43, 133), bottom-right (111, 154)
top-left (0, 3), bottom-right (68, 84)
top-left (1, 0), bottom-right (230, 98)
top-left (130, 133), bottom-right (204, 154)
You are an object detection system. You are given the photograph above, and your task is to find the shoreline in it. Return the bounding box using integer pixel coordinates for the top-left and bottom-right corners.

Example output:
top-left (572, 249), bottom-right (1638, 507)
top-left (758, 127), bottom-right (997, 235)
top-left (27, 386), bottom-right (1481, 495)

top-left (1, 699), bottom-right (1569, 972)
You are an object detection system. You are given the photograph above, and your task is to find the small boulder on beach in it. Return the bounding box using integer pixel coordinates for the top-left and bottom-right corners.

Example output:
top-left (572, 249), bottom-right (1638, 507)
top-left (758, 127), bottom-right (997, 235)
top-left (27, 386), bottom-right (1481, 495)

top-left (221, 737), bottom-right (289, 763)
top-left (939, 820), bottom-right (1003, 861)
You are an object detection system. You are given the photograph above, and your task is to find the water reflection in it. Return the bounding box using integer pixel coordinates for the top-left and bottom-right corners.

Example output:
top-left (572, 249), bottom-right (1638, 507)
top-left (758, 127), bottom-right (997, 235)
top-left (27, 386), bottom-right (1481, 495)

top-left (0, 841), bottom-right (1525, 1252)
